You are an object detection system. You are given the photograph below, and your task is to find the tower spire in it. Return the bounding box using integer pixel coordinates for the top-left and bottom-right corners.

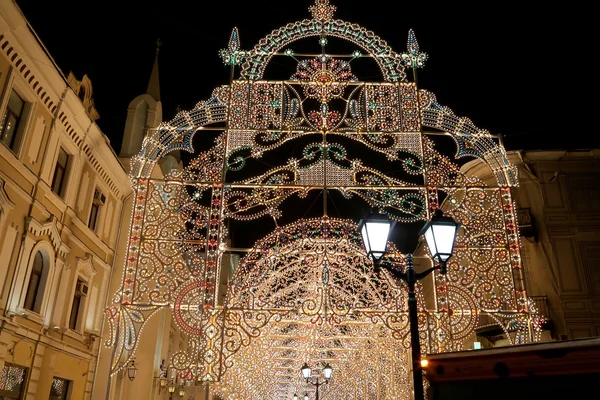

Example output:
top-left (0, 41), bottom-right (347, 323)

top-left (146, 39), bottom-right (161, 101)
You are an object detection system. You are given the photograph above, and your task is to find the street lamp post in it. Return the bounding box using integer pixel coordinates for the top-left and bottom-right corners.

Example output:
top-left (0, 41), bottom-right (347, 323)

top-left (297, 363), bottom-right (332, 400)
top-left (359, 209), bottom-right (460, 400)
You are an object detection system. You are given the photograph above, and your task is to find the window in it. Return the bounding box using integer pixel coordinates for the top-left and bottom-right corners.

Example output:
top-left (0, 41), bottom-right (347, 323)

top-left (0, 363), bottom-right (27, 400)
top-left (51, 148), bottom-right (69, 195)
top-left (23, 251), bottom-right (45, 313)
top-left (50, 377), bottom-right (72, 400)
top-left (88, 202), bottom-right (99, 230)
top-left (88, 189), bottom-right (105, 231)
top-left (0, 89), bottom-right (25, 150)
top-left (69, 279), bottom-right (87, 330)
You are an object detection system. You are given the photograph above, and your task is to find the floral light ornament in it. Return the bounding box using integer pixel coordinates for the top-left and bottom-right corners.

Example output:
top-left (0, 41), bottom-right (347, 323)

top-left (292, 55), bottom-right (357, 103)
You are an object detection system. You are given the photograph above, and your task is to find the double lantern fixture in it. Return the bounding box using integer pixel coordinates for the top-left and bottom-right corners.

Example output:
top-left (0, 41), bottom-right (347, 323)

top-left (359, 208), bottom-right (460, 400)
top-left (293, 363), bottom-right (333, 400)
top-left (359, 208), bottom-right (460, 274)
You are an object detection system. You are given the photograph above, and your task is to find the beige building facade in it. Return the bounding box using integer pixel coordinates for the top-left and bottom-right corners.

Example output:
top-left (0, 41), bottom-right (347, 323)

top-left (0, 0), bottom-right (133, 398)
top-left (463, 150), bottom-right (600, 342)
top-left (0, 2), bottom-right (195, 399)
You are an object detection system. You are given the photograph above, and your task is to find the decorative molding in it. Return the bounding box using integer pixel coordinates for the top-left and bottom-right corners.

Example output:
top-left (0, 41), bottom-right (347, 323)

top-left (77, 253), bottom-right (98, 279)
top-left (0, 33), bottom-right (123, 197)
top-left (25, 216), bottom-right (70, 258)
top-left (0, 178), bottom-right (15, 217)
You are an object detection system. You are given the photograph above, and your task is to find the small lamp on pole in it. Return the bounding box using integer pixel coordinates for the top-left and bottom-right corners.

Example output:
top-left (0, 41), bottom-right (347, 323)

top-left (299, 363), bottom-right (332, 400)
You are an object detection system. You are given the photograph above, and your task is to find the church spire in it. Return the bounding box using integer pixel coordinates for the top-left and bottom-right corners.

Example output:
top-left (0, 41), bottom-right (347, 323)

top-left (146, 39), bottom-right (161, 101)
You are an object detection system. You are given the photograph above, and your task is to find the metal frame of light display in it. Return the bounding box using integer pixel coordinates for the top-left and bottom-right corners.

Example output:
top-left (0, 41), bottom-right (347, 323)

top-left (104, 1), bottom-right (543, 398)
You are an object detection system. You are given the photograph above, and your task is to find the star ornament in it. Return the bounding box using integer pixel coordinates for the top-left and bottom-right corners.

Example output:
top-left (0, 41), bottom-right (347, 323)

top-left (309, 0), bottom-right (336, 21)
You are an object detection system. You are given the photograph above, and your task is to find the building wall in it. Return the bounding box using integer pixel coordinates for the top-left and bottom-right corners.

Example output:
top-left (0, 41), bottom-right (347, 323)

top-left (0, 1), bottom-right (131, 398)
top-left (462, 150), bottom-right (600, 341)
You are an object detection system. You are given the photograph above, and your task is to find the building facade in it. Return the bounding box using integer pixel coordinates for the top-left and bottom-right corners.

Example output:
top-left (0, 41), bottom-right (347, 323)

top-left (463, 150), bottom-right (600, 342)
top-left (0, 1), bottom-right (132, 398)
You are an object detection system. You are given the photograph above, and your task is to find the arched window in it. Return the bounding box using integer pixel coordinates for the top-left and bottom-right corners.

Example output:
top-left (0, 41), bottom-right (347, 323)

top-left (23, 251), bottom-right (45, 312)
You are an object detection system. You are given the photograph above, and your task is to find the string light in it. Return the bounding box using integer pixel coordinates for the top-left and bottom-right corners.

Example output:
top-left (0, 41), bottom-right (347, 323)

top-left (104, 0), bottom-right (542, 397)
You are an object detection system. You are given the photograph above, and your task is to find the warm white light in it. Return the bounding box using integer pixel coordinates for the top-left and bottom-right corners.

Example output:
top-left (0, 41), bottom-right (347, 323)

top-left (322, 363), bottom-right (333, 380)
top-left (420, 359), bottom-right (429, 368)
top-left (301, 363), bottom-right (312, 380)
top-left (420, 210), bottom-right (460, 271)
top-left (426, 225), bottom-right (456, 261)
top-left (359, 213), bottom-right (394, 261)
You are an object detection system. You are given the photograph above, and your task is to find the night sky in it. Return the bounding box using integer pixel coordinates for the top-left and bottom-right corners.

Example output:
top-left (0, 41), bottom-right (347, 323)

top-left (13, 0), bottom-right (590, 154)
top-left (10, 1), bottom-right (592, 249)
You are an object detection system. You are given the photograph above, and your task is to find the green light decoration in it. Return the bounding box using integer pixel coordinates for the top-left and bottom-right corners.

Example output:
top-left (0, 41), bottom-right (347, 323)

top-left (219, 27), bottom-right (246, 66)
top-left (400, 29), bottom-right (428, 69)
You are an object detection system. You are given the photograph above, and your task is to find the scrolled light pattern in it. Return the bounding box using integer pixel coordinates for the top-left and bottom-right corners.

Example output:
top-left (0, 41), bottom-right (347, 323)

top-left (105, 0), bottom-right (542, 397)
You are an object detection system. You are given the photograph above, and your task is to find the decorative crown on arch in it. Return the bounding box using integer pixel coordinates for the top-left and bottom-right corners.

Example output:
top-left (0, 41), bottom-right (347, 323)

top-left (309, 0), bottom-right (337, 21)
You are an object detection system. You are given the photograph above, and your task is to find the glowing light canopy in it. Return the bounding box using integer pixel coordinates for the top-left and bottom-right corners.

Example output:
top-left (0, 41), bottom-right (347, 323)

top-left (105, 1), bottom-right (540, 399)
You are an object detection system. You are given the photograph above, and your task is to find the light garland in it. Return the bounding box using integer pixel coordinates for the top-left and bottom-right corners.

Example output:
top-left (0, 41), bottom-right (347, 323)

top-left (104, 0), bottom-right (541, 397)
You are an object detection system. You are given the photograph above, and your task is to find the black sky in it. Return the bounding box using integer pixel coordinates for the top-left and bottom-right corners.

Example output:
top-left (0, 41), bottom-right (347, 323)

top-left (14, 0), bottom-right (590, 154)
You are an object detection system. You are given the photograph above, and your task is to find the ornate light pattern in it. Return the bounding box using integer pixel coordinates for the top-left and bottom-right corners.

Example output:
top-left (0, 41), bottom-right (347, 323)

top-left (292, 55), bottom-right (357, 103)
top-left (105, 1), bottom-right (541, 399)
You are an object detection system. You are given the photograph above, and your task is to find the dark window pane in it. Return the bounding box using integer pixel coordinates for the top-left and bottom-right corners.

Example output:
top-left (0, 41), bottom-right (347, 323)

top-left (50, 377), bottom-right (71, 400)
top-left (51, 148), bottom-right (69, 195)
top-left (23, 251), bottom-right (44, 312)
top-left (23, 274), bottom-right (39, 311)
top-left (89, 202), bottom-right (99, 230)
top-left (0, 90), bottom-right (25, 150)
top-left (32, 251), bottom-right (43, 274)
top-left (0, 363), bottom-right (27, 399)
top-left (69, 293), bottom-right (81, 330)
top-left (7, 91), bottom-right (24, 115)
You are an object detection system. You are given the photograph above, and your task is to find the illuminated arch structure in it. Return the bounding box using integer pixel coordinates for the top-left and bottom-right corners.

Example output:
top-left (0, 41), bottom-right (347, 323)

top-left (105, 1), bottom-right (542, 398)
